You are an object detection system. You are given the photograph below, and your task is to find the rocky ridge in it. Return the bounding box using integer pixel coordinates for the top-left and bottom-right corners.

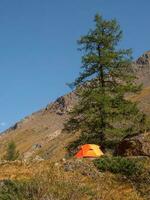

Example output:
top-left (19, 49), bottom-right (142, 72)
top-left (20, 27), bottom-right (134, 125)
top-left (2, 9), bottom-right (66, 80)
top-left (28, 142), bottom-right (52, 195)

top-left (133, 51), bottom-right (150, 86)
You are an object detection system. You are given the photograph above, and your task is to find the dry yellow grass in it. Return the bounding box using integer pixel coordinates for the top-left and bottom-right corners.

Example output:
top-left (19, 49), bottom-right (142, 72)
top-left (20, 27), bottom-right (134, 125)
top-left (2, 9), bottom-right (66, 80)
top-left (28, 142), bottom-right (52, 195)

top-left (130, 86), bottom-right (150, 102)
top-left (0, 159), bottom-right (144, 200)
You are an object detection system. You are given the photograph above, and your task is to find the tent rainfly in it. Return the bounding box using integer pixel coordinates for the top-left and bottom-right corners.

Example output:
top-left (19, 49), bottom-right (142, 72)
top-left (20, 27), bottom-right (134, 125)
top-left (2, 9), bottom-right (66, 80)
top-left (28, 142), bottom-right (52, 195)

top-left (75, 144), bottom-right (104, 158)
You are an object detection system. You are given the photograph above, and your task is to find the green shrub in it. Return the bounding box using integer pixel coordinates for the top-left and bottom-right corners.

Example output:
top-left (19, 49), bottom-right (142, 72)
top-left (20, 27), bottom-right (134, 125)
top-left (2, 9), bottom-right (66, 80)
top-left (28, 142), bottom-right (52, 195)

top-left (0, 167), bottom-right (95, 200)
top-left (0, 179), bottom-right (25, 200)
top-left (94, 156), bottom-right (141, 176)
top-left (4, 141), bottom-right (20, 161)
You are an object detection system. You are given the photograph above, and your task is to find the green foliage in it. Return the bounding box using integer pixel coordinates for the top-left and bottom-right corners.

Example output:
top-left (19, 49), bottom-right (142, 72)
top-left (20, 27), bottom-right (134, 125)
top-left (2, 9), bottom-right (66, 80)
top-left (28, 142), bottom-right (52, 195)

top-left (65, 14), bottom-right (147, 148)
top-left (0, 180), bottom-right (25, 200)
top-left (94, 156), bottom-right (141, 176)
top-left (132, 157), bottom-right (150, 198)
top-left (67, 133), bottom-right (100, 156)
top-left (0, 159), bottom-right (149, 200)
top-left (94, 156), bottom-right (150, 198)
top-left (4, 141), bottom-right (20, 161)
top-left (0, 170), bottom-right (94, 200)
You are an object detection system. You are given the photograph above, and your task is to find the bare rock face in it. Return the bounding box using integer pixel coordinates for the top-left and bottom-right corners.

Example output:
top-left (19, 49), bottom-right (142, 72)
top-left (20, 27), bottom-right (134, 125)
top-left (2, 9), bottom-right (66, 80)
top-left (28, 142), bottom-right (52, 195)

top-left (115, 132), bottom-right (150, 156)
top-left (45, 92), bottom-right (78, 115)
top-left (133, 51), bottom-right (150, 87)
top-left (136, 51), bottom-right (150, 65)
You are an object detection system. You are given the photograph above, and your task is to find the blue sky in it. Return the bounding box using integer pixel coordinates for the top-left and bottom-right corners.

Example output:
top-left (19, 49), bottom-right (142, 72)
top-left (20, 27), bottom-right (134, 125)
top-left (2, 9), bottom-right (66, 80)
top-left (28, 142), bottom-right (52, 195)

top-left (0, 0), bottom-right (150, 132)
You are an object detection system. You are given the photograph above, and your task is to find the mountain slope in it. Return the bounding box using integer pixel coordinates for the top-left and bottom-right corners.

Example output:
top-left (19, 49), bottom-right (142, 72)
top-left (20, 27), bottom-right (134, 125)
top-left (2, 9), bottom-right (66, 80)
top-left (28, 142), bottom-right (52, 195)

top-left (0, 51), bottom-right (150, 160)
top-left (0, 92), bottom-right (78, 160)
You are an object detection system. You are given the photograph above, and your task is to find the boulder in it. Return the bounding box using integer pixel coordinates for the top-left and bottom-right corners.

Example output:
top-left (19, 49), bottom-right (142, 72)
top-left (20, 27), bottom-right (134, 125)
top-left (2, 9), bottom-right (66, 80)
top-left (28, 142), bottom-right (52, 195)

top-left (115, 132), bottom-right (150, 156)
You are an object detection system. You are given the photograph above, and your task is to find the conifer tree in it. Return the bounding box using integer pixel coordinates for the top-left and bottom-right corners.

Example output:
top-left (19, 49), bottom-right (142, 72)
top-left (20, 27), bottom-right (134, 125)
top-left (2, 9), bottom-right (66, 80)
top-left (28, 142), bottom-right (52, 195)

top-left (66, 14), bottom-right (146, 148)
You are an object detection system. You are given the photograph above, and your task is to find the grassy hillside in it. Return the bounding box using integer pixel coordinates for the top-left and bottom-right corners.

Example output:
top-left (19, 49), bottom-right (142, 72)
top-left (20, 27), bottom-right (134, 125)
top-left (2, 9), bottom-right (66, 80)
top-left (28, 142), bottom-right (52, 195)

top-left (0, 52), bottom-right (150, 199)
top-left (0, 87), bottom-right (150, 161)
top-left (0, 158), bottom-right (149, 200)
top-left (129, 86), bottom-right (150, 114)
top-left (0, 92), bottom-right (77, 161)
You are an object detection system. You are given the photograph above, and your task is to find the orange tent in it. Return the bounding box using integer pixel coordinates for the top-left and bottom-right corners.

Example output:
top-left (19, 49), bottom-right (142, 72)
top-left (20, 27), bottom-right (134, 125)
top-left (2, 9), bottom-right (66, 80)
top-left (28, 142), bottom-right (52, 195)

top-left (75, 144), bottom-right (104, 158)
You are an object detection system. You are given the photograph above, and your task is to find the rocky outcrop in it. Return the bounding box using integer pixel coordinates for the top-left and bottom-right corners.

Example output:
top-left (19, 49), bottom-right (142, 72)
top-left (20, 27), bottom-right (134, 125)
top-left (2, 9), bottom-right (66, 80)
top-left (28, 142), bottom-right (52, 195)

top-left (45, 91), bottom-right (78, 115)
top-left (133, 51), bottom-right (150, 87)
top-left (115, 132), bottom-right (150, 156)
top-left (136, 51), bottom-right (150, 65)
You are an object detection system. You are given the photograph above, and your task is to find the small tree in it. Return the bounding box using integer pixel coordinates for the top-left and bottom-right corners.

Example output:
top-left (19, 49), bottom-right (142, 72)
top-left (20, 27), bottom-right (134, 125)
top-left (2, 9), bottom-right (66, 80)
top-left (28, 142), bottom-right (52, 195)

top-left (65, 14), bottom-right (146, 148)
top-left (4, 141), bottom-right (19, 161)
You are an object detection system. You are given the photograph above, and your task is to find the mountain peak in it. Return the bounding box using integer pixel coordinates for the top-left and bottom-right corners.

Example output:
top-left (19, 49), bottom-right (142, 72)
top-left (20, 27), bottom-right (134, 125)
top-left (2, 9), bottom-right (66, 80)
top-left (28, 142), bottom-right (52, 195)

top-left (133, 50), bottom-right (150, 87)
top-left (136, 50), bottom-right (150, 65)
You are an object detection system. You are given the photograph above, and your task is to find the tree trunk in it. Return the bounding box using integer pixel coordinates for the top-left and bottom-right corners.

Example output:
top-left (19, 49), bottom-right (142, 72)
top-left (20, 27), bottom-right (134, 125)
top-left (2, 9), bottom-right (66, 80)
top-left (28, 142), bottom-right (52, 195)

top-left (98, 45), bottom-right (105, 149)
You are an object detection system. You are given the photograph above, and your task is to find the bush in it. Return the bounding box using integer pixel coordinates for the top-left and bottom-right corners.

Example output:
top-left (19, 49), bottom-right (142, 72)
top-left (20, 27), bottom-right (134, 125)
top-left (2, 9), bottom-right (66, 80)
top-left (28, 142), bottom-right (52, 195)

top-left (0, 179), bottom-right (25, 200)
top-left (0, 165), bottom-right (95, 200)
top-left (4, 141), bottom-right (20, 161)
top-left (94, 156), bottom-right (141, 176)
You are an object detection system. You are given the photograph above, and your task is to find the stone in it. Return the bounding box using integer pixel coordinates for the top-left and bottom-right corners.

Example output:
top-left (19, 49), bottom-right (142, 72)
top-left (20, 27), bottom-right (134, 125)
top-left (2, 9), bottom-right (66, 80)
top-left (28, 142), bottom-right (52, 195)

top-left (34, 155), bottom-right (44, 161)
top-left (115, 132), bottom-right (150, 156)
